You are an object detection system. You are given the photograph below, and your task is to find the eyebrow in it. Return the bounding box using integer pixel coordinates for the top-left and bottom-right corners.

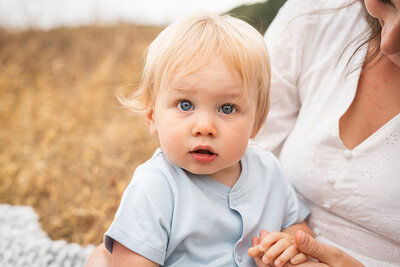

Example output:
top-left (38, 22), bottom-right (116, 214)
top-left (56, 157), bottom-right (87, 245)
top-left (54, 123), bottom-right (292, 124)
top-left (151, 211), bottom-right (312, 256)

top-left (168, 87), bottom-right (245, 98)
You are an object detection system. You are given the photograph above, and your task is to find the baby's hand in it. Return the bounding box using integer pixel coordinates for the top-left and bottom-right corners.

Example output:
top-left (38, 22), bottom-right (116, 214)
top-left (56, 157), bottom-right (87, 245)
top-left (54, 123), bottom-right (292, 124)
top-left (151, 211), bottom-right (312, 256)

top-left (248, 230), bottom-right (307, 267)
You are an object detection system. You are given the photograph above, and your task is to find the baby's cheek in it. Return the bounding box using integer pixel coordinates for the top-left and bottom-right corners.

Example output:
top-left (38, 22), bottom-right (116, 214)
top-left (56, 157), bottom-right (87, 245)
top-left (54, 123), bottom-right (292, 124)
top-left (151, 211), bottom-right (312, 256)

top-left (227, 136), bottom-right (248, 159)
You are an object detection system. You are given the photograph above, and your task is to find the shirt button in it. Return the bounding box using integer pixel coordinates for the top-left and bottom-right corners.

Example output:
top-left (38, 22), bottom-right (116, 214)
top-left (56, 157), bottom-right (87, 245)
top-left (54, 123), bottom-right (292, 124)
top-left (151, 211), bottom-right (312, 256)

top-left (344, 149), bottom-right (352, 159)
top-left (327, 176), bottom-right (335, 184)
top-left (231, 200), bottom-right (238, 207)
top-left (322, 202), bottom-right (332, 209)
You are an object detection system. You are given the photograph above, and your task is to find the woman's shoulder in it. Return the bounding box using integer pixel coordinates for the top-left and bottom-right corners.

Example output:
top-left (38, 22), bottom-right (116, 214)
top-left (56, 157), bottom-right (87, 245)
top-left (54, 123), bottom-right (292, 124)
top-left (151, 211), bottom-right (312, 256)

top-left (270, 0), bottom-right (363, 32)
top-left (279, 0), bottom-right (359, 14)
top-left (266, 0), bottom-right (365, 74)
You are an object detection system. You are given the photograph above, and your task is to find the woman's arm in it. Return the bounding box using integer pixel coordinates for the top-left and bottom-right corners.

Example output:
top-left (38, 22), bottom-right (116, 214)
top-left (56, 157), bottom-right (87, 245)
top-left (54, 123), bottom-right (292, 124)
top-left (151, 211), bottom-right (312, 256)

top-left (282, 221), bottom-right (314, 237)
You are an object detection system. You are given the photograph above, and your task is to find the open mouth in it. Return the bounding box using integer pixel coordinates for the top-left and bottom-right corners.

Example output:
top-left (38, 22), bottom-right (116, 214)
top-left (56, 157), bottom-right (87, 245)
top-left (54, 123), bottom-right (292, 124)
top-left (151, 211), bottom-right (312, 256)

top-left (190, 146), bottom-right (217, 163)
top-left (192, 149), bottom-right (215, 155)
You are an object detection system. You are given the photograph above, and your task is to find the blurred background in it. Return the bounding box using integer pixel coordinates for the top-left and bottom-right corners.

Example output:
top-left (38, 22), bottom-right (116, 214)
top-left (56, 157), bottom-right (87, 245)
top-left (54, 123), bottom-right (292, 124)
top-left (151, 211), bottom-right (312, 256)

top-left (0, 0), bottom-right (286, 250)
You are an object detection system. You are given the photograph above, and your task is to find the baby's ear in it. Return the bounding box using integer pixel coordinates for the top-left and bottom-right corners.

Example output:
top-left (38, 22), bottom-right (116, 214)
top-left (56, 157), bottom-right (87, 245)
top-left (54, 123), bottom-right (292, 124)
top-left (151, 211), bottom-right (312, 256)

top-left (145, 109), bottom-right (158, 135)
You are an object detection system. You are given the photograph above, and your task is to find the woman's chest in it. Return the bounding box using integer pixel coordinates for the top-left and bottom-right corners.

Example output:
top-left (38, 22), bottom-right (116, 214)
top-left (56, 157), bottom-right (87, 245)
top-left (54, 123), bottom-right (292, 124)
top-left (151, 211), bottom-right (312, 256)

top-left (279, 105), bottom-right (400, 240)
top-left (339, 55), bottom-right (400, 149)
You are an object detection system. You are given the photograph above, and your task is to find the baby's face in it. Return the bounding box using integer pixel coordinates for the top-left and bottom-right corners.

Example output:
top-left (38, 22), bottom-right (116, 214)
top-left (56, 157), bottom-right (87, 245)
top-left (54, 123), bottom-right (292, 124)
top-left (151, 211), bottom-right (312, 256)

top-left (146, 58), bottom-right (257, 183)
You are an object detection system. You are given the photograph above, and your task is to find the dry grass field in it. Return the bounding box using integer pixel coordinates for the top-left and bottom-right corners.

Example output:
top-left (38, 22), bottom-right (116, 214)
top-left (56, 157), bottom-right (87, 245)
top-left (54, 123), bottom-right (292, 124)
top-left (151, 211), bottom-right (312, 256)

top-left (0, 24), bottom-right (163, 246)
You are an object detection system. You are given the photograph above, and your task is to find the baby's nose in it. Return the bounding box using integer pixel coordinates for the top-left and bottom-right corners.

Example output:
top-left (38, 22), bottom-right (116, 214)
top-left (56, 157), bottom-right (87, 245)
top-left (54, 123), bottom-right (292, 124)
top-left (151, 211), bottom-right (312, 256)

top-left (192, 115), bottom-right (217, 137)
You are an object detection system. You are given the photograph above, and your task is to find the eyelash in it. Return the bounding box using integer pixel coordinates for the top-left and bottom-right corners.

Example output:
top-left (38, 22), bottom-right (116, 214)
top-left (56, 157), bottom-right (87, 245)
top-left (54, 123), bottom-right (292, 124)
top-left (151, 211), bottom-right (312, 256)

top-left (379, 0), bottom-right (393, 5)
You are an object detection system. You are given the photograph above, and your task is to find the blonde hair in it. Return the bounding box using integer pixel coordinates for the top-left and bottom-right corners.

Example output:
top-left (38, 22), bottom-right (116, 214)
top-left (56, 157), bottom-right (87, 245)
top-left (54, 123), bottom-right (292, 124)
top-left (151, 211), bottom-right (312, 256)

top-left (120, 13), bottom-right (271, 136)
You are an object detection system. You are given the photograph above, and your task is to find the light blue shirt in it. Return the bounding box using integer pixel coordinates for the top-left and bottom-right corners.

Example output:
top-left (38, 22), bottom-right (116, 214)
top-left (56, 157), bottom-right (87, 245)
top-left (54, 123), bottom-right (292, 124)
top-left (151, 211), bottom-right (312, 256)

top-left (105, 147), bottom-right (309, 266)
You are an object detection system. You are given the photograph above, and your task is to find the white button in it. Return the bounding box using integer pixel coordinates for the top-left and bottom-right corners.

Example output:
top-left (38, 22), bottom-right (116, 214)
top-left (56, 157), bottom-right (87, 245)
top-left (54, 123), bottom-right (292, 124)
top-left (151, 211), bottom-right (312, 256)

top-left (344, 149), bottom-right (352, 159)
top-left (314, 228), bottom-right (321, 236)
top-left (327, 176), bottom-right (335, 184)
top-left (322, 202), bottom-right (331, 209)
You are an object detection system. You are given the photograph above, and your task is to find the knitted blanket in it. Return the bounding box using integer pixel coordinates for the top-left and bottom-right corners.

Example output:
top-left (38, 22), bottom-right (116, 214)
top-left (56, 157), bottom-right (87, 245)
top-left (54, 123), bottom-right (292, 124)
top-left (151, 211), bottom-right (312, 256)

top-left (0, 204), bottom-right (95, 267)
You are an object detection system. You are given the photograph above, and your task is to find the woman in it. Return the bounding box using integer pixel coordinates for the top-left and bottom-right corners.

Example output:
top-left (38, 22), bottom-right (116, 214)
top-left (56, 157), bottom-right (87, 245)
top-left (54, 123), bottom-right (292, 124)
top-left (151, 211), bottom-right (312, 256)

top-left (252, 0), bottom-right (399, 265)
top-left (86, 0), bottom-right (400, 266)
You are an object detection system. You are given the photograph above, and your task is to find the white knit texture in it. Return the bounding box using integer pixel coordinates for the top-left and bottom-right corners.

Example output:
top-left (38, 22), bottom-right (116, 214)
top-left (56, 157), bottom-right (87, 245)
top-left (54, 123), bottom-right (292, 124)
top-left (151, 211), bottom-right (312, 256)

top-left (0, 204), bottom-right (95, 267)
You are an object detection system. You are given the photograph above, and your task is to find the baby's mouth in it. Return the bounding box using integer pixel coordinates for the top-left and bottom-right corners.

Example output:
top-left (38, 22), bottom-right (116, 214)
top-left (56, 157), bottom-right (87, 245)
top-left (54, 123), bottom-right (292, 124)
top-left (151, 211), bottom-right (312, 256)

top-left (191, 149), bottom-right (215, 155)
top-left (190, 145), bottom-right (216, 155)
top-left (190, 146), bottom-right (217, 163)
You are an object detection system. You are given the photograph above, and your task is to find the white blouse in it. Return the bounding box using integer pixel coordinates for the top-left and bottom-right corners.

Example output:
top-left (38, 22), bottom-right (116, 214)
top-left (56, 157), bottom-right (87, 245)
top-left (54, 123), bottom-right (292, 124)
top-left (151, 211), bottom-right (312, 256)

top-left (253, 0), bottom-right (400, 265)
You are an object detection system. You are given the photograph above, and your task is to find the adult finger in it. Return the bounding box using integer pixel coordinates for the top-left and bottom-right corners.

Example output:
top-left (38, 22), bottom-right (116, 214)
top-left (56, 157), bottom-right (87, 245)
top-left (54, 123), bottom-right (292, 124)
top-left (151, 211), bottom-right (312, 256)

top-left (295, 231), bottom-right (338, 264)
top-left (294, 231), bottom-right (364, 267)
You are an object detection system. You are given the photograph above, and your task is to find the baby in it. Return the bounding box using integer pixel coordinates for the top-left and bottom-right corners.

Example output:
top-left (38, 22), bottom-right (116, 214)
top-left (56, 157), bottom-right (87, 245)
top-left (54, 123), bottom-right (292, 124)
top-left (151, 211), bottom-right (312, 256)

top-left (104, 13), bottom-right (313, 267)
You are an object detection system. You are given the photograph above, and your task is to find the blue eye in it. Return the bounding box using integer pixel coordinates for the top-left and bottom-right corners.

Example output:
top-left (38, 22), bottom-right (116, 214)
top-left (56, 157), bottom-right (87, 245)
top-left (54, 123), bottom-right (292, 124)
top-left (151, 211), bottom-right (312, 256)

top-left (220, 104), bottom-right (236, 114)
top-left (179, 100), bottom-right (193, 111)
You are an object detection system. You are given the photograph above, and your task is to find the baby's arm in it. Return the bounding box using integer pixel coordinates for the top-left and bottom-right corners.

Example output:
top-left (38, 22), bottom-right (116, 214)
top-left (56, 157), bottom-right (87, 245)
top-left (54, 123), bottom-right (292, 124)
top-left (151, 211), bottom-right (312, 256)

top-left (248, 222), bottom-right (313, 267)
top-left (112, 241), bottom-right (158, 267)
top-left (85, 243), bottom-right (111, 267)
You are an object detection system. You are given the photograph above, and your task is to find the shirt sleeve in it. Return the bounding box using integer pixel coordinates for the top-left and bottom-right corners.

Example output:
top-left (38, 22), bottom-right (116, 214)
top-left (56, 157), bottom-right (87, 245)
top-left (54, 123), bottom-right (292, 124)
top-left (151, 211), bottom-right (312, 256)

top-left (104, 166), bottom-right (174, 265)
top-left (252, 0), bottom-right (318, 156)
top-left (281, 179), bottom-right (310, 229)
top-left (264, 152), bottom-right (310, 229)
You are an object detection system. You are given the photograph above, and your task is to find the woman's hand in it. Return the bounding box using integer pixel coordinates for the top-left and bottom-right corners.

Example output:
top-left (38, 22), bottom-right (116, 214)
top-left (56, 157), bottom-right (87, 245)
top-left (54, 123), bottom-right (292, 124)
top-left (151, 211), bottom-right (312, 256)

top-left (85, 243), bottom-right (111, 267)
top-left (285, 231), bottom-right (365, 267)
